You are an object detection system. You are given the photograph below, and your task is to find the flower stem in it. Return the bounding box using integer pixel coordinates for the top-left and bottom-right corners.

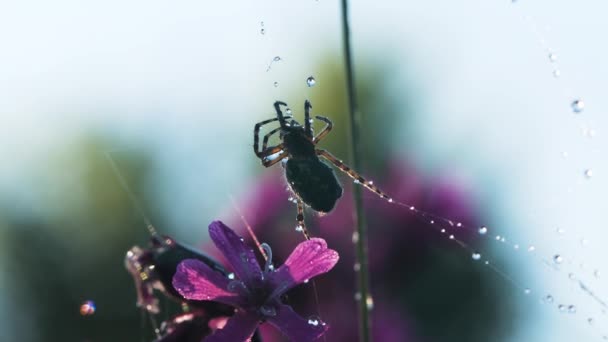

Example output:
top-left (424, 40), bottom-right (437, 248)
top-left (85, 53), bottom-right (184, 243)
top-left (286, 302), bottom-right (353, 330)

top-left (340, 1), bottom-right (372, 342)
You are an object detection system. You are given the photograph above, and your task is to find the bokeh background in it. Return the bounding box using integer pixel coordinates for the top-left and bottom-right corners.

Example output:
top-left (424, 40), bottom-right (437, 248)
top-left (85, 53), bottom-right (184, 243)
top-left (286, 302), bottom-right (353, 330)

top-left (1, 0), bottom-right (607, 341)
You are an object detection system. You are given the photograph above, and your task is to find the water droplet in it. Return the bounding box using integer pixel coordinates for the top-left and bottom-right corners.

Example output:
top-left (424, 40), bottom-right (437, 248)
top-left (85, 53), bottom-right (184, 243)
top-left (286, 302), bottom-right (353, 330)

top-left (260, 305), bottom-right (277, 317)
top-left (227, 273), bottom-right (235, 280)
top-left (588, 317), bottom-right (595, 325)
top-left (478, 226), bottom-right (488, 235)
top-left (79, 300), bottom-right (96, 316)
top-left (354, 292), bottom-right (362, 301)
top-left (353, 263), bottom-right (361, 271)
top-left (273, 56), bottom-right (281, 62)
top-left (449, 235), bottom-right (455, 240)
top-left (514, 244), bottom-right (520, 250)
top-left (368, 180), bottom-right (374, 185)
top-left (430, 220), bottom-right (435, 224)
top-left (571, 99), bottom-right (585, 113)
top-left (594, 270), bottom-right (600, 278)
top-left (285, 108), bottom-right (292, 115)
top-left (484, 260), bottom-right (490, 265)
top-left (528, 245), bottom-right (536, 252)
top-left (556, 227), bottom-right (566, 235)
top-left (584, 169), bottom-right (593, 178)
top-left (352, 232), bottom-right (359, 243)
top-left (545, 295), bottom-right (554, 303)
top-left (274, 81), bottom-right (279, 87)
top-left (495, 235), bottom-right (501, 241)
top-left (303, 278), bottom-right (309, 283)
top-left (553, 255), bottom-right (564, 264)
top-left (409, 206), bottom-right (415, 211)
top-left (388, 198), bottom-right (393, 203)
top-left (365, 295), bottom-right (374, 310)
top-left (306, 76), bottom-right (316, 87)
top-left (553, 69), bottom-right (561, 78)
top-left (568, 273), bottom-right (576, 280)
top-left (549, 53), bottom-right (558, 62)
top-left (558, 304), bottom-right (567, 312)
top-left (568, 305), bottom-right (577, 313)
top-left (260, 28), bottom-right (265, 35)
top-left (524, 288), bottom-right (531, 295)
top-left (456, 222), bottom-right (462, 227)
top-left (354, 179), bottom-right (360, 184)
top-left (295, 225), bottom-right (303, 232)
top-left (307, 315), bottom-right (325, 327)
top-left (440, 229), bottom-right (446, 233)
top-left (472, 252), bottom-right (481, 260)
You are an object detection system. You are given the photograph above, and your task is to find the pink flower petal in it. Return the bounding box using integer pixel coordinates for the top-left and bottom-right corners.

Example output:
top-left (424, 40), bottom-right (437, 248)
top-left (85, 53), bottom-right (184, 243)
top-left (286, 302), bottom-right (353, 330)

top-left (268, 238), bottom-right (339, 299)
top-left (203, 311), bottom-right (259, 342)
top-left (266, 304), bottom-right (329, 342)
top-left (209, 221), bottom-right (263, 286)
top-left (172, 259), bottom-right (243, 307)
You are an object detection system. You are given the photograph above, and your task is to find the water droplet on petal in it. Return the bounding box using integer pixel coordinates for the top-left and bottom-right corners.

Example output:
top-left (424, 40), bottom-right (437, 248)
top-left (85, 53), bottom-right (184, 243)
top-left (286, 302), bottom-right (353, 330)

top-left (571, 99), bottom-right (585, 113)
top-left (553, 255), bottom-right (564, 264)
top-left (307, 315), bottom-right (325, 328)
top-left (306, 76), bottom-right (316, 87)
top-left (80, 300), bottom-right (96, 316)
top-left (260, 28), bottom-right (265, 35)
top-left (558, 304), bottom-right (566, 312)
top-left (472, 252), bottom-right (481, 260)
top-left (545, 295), bottom-right (554, 303)
top-left (568, 305), bottom-right (577, 313)
top-left (478, 226), bottom-right (488, 235)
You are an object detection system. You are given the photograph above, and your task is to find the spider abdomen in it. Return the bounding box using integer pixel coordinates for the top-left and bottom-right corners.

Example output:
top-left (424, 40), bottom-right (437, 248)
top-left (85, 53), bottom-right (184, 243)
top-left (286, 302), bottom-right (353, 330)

top-left (285, 158), bottom-right (343, 213)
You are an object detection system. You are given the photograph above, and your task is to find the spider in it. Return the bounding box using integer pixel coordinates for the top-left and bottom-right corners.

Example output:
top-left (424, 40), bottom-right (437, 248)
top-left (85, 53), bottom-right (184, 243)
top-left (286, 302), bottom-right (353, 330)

top-left (253, 100), bottom-right (393, 239)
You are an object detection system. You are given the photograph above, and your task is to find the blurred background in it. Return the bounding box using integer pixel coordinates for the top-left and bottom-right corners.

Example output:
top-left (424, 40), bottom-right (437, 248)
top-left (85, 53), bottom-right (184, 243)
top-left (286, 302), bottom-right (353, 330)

top-left (1, 0), bottom-right (607, 341)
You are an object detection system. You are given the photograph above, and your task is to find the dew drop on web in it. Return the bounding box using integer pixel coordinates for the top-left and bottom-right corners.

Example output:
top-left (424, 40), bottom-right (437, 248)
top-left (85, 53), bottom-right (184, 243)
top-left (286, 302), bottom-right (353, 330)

top-left (478, 226), bottom-right (488, 235)
top-left (306, 76), bottom-right (316, 87)
top-left (571, 99), bottom-right (585, 113)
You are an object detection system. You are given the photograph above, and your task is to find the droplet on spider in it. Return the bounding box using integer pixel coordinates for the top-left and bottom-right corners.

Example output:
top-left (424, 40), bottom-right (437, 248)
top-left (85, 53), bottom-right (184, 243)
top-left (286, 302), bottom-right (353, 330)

top-left (571, 99), bottom-right (585, 113)
top-left (306, 76), bottom-right (316, 87)
top-left (285, 108), bottom-right (292, 115)
top-left (79, 300), bottom-right (96, 316)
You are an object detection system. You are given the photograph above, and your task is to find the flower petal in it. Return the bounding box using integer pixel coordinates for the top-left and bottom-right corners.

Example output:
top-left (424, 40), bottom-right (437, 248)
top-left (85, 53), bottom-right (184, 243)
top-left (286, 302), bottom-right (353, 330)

top-left (209, 221), bottom-right (263, 286)
top-left (269, 238), bottom-right (338, 298)
top-left (172, 259), bottom-right (243, 307)
top-left (266, 304), bottom-right (329, 342)
top-left (203, 311), bottom-right (259, 342)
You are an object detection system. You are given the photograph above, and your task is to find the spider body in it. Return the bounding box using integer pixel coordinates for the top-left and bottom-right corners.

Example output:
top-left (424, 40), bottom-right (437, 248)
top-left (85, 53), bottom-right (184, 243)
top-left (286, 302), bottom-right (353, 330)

top-left (254, 100), bottom-right (391, 238)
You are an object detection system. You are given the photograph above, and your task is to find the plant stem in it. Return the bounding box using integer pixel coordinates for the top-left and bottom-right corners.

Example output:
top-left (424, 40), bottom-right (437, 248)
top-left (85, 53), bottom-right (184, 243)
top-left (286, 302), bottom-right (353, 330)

top-left (340, 1), bottom-right (372, 342)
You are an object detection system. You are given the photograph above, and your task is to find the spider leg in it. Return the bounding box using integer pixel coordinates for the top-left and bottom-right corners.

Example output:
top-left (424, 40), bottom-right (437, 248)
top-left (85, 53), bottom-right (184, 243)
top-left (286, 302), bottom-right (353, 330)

top-left (296, 199), bottom-right (311, 240)
top-left (262, 126), bottom-right (282, 152)
top-left (304, 100), bottom-right (313, 138)
top-left (274, 101), bottom-right (289, 127)
top-left (261, 150), bottom-right (288, 168)
top-left (316, 149), bottom-right (392, 201)
top-left (253, 116), bottom-right (291, 156)
top-left (312, 116), bottom-right (333, 144)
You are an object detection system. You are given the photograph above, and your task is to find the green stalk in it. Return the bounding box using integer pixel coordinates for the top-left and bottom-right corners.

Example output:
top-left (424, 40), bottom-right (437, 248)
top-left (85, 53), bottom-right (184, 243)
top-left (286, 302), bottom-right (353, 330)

top-left (340, 1), bottom-right (372, 341)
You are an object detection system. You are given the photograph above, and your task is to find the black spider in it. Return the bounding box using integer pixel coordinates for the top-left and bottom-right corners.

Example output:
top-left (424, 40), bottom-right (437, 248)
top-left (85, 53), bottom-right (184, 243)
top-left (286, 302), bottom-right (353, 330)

top-left (253, 100), bottom-right (392, 239)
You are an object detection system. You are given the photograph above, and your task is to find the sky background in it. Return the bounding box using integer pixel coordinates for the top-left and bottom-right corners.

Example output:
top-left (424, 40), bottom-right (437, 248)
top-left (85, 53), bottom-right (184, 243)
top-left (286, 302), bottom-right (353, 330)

top-left (0, 0), bottom-right (607, 341)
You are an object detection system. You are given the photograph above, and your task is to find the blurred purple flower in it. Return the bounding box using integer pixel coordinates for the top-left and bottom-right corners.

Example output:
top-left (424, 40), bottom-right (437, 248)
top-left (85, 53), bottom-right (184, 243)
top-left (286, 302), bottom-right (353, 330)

top-left (173, 221), bottom-right (339, 342)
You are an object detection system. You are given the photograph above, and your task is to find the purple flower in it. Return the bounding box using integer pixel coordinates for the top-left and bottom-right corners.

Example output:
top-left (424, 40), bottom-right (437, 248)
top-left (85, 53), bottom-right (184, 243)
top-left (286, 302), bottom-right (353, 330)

top-left (172, 221), bottom-right (339, 342)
